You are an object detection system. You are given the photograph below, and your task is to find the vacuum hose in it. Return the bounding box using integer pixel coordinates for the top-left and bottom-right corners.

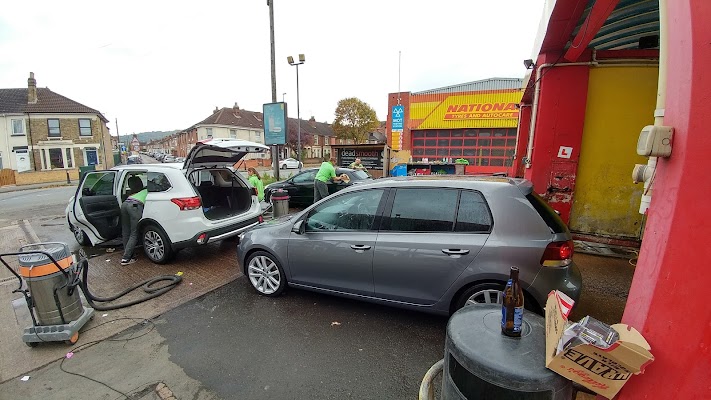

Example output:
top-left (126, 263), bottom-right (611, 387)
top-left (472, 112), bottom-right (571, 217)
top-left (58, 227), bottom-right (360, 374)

top-left (69, 258), bottom-right (182, 311)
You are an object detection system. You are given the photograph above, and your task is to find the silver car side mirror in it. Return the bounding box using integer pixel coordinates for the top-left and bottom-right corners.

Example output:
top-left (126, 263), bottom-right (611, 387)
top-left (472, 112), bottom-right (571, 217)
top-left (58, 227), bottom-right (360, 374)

top-left (291, 220), bottom-right (305, 234)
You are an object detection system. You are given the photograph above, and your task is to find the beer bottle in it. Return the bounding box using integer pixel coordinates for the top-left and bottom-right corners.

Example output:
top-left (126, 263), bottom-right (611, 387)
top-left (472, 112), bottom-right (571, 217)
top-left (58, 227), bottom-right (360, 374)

top-left (501, 266), bottom-right (524, 337)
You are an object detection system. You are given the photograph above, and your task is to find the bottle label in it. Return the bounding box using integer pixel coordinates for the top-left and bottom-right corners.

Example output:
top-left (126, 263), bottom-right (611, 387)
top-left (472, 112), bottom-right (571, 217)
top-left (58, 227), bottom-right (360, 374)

top-left (513, 306), bottom-right (523, 333)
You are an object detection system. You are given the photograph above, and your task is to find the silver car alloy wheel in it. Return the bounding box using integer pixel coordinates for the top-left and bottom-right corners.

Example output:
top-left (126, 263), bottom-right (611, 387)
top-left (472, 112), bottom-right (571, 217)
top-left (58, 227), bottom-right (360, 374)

top-left (465, 289), bottom-right (504, 307)
top-left (144, 230), bottom-right (164, 261)
top-left (248, 255), bottom-right (281, 295)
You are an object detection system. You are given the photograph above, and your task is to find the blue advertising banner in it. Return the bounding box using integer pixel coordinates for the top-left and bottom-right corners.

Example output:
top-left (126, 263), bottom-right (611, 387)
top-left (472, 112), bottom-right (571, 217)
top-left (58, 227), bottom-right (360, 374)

top-left (263, 102), bottom-right (288, 145)
top-left (391, 105), bottom-right (404, 132)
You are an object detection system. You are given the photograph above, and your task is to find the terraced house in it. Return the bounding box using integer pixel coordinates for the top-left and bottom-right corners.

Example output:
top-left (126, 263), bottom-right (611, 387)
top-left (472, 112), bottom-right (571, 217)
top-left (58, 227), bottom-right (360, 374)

top-left (0, 72), bottom-right (112, 175)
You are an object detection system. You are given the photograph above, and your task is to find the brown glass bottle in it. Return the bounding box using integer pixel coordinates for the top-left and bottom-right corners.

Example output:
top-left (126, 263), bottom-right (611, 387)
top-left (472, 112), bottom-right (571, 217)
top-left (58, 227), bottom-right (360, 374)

top-left (501, 266), bottom-right (524, 337)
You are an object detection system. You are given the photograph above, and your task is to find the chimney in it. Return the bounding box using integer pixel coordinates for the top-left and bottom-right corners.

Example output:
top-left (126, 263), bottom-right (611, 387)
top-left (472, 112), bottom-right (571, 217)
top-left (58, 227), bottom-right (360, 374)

top-left (309, 116), bottom-right (316, 127)
top-left (233, 102), bottom-right (240, 112)
top-left (214, 106), bottom-right (219, 113)
top-left (28, 72), bottom-right (37, 104)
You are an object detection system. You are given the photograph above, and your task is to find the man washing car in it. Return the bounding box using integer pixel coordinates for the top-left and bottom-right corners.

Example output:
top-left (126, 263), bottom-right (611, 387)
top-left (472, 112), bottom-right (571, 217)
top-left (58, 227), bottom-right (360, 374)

top-left (313, 157), bottom-right (344, 203)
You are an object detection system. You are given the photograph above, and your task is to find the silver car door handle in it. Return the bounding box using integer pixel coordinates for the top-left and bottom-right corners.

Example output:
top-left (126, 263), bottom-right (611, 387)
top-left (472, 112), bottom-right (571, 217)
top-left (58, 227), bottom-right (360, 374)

top-left (350, 244), bottom-right (372, 250)
top-left (442, 249), bottom-right (470, 255)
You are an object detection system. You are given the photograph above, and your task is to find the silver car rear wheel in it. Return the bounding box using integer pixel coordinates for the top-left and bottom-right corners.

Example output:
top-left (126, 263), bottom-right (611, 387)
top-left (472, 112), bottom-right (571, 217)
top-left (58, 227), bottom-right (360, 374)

top-left (246, 251), bottom-right (286, 297)
top-left (454, 283), bottom-right (542, 315)
top-left (465, 289), bottom-right (504, 306)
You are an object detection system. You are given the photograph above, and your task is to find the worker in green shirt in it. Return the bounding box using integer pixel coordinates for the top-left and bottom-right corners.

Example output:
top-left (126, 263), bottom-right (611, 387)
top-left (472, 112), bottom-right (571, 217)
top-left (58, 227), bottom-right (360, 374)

top-left (121, 176), bottom-right (147, 265)
top-left (314, 157), bottom-right (344, 203)
top-left (247, 167), bottom-right (264, 201)
top-left (348, 158), bottom-right (366, 171)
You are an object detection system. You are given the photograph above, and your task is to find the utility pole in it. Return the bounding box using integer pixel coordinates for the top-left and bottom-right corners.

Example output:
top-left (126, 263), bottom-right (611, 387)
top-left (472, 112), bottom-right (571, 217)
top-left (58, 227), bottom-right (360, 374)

top-left (115, 118), bottom-right (122, 164)
top-left (268, 0), bottom-right (280, 180)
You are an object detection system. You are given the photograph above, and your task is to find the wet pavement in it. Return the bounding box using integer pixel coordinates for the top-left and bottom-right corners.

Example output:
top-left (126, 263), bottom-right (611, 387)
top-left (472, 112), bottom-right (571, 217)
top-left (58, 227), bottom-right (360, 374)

top-left (569, 252), bottom-right (636, 325)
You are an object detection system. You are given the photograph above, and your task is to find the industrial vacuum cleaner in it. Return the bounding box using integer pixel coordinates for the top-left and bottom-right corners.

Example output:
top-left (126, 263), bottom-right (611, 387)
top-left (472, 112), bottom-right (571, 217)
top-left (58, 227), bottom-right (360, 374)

top-left (1, 242), bottom-right (181, 347)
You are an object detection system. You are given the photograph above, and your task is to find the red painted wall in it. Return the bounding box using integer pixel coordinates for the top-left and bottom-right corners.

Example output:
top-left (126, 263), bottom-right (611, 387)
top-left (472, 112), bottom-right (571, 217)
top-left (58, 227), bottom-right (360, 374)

top-left (523, 61), bottom-right (589, 222)
top-left (619, 0), bottom-right (711, 398)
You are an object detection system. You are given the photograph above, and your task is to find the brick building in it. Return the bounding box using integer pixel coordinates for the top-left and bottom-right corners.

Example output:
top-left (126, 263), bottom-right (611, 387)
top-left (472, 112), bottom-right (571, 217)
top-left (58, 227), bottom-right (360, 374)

top-left (0, 72), bottom-right (112, 172)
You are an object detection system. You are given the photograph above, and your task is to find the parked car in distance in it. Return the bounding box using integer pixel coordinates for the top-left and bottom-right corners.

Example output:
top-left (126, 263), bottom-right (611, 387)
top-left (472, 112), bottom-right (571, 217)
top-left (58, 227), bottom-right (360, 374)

top-left (237, 176), bottom-right (582, 316)
top-left (264, 167), bottom-right (371, 206)
top-left (175, 157), bottom-right (186, 163)
top-left (163, 155), bottom-right (176, 163)
top-left (126, 155), bottom-right (143, 165)
top-left (279, 157), bottom-right (303, 169)
top-left (67, 139), bottom-right (268, 264)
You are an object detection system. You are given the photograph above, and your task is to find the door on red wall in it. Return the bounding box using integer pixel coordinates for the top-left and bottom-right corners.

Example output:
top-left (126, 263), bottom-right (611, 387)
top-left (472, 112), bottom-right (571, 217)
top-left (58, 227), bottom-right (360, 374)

top-left (411, 128), bottom-right (516, 174)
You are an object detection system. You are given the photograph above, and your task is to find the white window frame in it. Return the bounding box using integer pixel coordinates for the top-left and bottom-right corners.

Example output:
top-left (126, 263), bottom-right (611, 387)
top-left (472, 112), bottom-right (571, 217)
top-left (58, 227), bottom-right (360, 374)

top-left (11, 119), bottom-right (25, 136)
top-left (230, 129), bottom-right (237, 139)
top-left (79, 119), bottom-right (92, 136)
top-left (314, 135), bottom-right (319, 145)
top-left (47, 119), bottom-right (61, 138)
top-left (40, 146), bottom-right (76, 170)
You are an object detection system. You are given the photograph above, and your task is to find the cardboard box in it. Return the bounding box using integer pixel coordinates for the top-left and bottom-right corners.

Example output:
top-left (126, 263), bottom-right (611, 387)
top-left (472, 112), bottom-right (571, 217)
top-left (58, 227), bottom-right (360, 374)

top-left (545, 291), bottom-right (654, 399)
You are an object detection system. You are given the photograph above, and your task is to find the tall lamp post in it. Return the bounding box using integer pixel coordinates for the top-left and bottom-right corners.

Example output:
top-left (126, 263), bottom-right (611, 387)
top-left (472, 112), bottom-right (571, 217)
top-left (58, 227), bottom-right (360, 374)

top-left (267, 0), bottom-right (279, 180)
top-left (287, 54), bottom-right (305, 170)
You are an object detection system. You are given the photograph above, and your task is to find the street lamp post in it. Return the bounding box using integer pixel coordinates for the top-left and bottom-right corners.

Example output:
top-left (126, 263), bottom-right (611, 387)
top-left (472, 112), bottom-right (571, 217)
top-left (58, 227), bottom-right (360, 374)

top-left (282, 92), bottom-right (287, 102)
top-left (287, 54), bottom-right (305, 171)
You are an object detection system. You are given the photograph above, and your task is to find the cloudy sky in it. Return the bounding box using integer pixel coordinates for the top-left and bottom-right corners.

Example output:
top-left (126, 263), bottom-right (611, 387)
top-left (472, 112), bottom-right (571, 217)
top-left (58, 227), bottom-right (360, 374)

top-left (0, 0), bottom-right (544, 135)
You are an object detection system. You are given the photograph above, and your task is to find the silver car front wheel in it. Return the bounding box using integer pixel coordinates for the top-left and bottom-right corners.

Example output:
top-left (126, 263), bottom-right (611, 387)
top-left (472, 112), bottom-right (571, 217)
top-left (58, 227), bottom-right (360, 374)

top-left (246, 251), bottom-right (286, 297)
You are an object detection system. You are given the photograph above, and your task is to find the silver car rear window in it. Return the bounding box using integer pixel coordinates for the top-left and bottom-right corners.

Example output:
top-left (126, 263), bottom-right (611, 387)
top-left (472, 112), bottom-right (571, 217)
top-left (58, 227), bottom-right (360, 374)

top-left (525, 193), bottom-right (567, 234)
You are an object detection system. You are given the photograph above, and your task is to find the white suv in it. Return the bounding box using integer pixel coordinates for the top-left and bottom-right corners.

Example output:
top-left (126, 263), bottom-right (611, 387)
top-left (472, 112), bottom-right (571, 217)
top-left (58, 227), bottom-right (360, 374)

top-left (66, 139), bottom-right (267, 264)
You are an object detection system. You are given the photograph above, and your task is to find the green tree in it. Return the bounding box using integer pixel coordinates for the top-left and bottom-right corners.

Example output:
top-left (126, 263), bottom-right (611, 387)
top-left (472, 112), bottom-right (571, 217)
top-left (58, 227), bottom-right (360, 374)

top-left (333, 98), bottom-right (379, 144)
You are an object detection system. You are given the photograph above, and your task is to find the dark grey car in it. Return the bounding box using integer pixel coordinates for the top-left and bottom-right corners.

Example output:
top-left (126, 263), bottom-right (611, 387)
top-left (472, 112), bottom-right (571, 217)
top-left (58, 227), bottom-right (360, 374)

top-left (236, 176), bottom-right (582, 315)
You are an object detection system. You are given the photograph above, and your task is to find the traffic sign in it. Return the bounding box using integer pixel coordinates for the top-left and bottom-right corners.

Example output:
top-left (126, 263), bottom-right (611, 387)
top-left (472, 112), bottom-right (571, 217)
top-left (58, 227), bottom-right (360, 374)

top-left (392, 105), bottom-right (404, 132)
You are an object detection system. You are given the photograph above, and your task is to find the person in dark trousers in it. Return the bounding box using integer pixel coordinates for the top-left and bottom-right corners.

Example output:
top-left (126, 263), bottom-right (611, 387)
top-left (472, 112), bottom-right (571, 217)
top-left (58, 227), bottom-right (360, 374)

top-left (121, 176), bottom-right (147, 265)
top-left (314, 157), bottom-right (343, 203)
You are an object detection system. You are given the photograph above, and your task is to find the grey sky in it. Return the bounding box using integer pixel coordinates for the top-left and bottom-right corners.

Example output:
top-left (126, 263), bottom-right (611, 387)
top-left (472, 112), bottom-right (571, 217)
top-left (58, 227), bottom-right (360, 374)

top-left (0, 0), bottom-right (544, 135)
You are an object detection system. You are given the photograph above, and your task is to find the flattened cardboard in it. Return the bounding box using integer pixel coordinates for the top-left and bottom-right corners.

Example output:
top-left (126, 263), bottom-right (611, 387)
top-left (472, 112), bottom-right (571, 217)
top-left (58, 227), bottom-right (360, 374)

top-left (545, 291), bottom-right (654, 399)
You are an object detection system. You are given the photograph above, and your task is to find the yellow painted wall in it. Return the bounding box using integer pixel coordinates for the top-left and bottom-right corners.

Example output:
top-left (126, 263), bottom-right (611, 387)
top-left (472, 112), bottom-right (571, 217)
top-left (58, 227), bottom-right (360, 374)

top-left (569, 66), bottom-right (659, 239)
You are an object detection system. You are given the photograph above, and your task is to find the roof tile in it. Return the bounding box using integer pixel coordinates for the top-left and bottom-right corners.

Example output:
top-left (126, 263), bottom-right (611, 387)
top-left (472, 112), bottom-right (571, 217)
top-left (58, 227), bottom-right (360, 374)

top-left (0, 88), bottom-right (107, 121)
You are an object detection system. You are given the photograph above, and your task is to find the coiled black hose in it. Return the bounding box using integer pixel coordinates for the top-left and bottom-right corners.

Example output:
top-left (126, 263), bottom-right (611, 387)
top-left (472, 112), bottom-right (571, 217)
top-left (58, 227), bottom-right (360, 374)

top-left (68, 258), bottom-right (182, 311)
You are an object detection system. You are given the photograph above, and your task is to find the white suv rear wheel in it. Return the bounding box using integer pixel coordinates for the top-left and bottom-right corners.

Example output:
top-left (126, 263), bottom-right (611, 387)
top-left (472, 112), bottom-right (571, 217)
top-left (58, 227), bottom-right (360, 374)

top-left (142, 224), bottom-right (174, 264)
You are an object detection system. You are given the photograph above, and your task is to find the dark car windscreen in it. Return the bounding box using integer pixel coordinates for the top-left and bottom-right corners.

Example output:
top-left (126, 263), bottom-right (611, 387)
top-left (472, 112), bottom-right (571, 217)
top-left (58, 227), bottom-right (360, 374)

top-left (525, 192), bottom-right (567, 234)
top-left (352, 170), bottom-right (370, 180)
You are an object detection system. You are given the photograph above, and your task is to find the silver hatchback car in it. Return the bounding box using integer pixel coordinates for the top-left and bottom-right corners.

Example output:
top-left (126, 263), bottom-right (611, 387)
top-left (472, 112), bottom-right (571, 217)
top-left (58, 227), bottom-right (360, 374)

top-left (237, 176), bottom-right (582, 315)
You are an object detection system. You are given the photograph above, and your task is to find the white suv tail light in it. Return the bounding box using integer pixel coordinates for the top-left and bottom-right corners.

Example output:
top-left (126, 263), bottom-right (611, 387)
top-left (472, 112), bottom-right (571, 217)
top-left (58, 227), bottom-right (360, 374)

top-left (171, 196), bottom-right (202, 211)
